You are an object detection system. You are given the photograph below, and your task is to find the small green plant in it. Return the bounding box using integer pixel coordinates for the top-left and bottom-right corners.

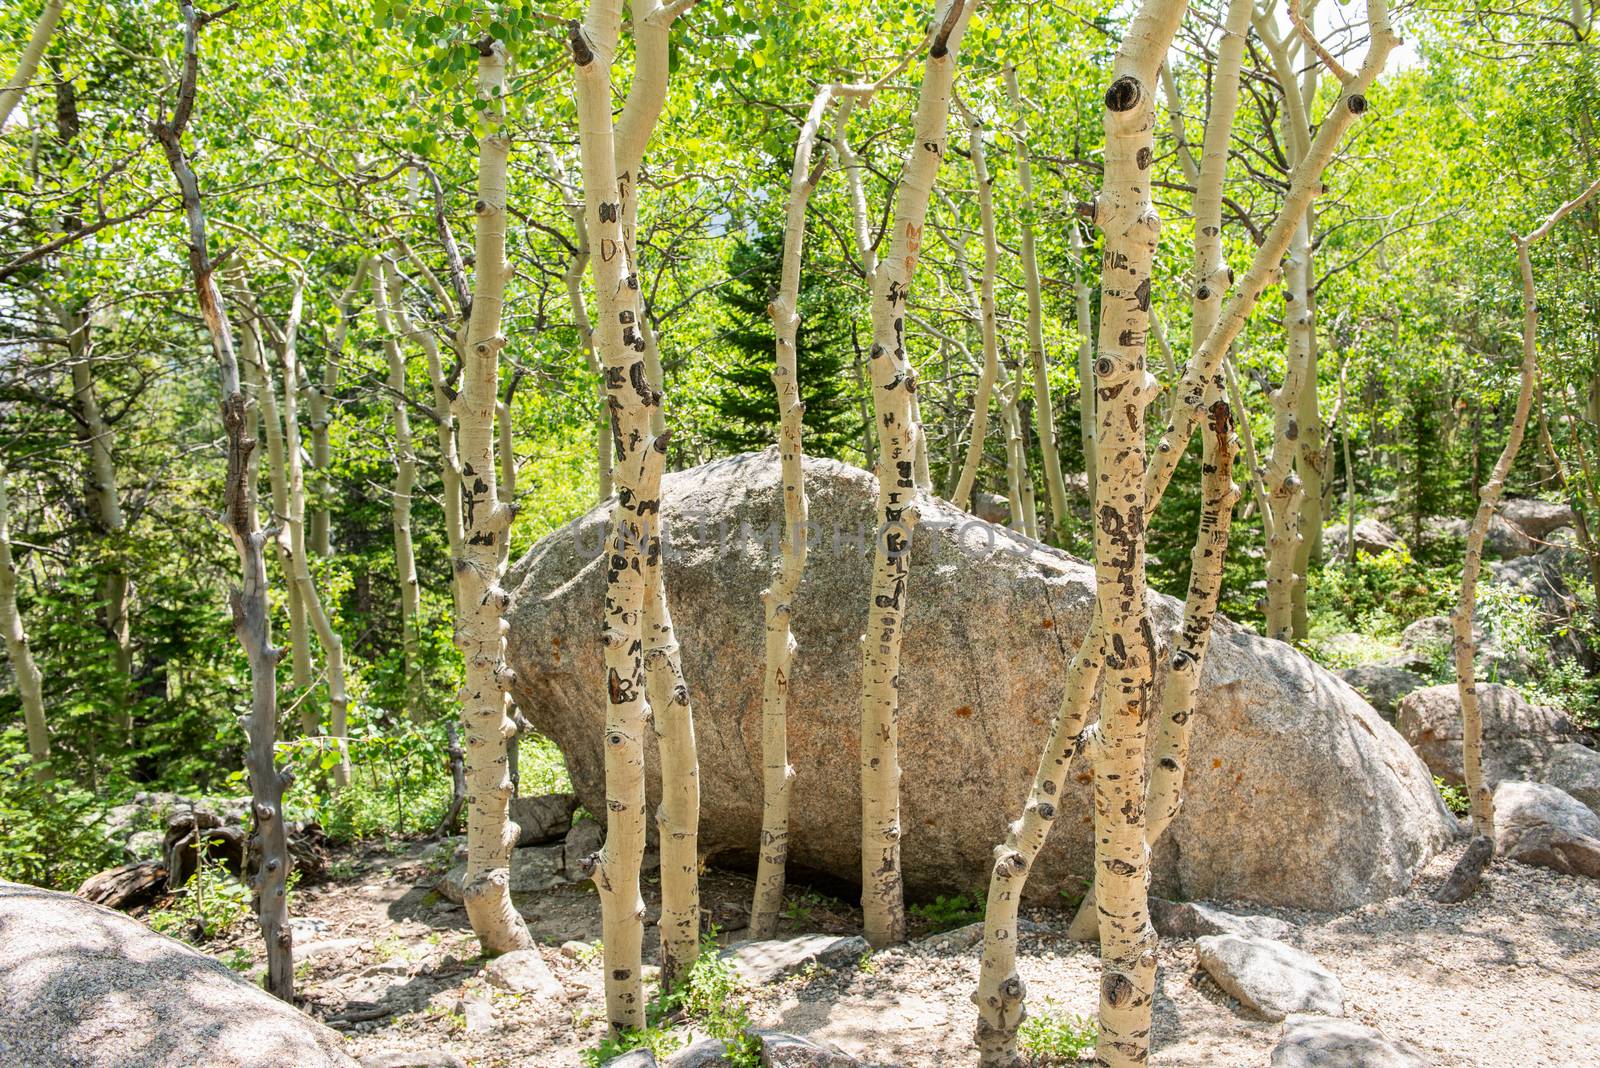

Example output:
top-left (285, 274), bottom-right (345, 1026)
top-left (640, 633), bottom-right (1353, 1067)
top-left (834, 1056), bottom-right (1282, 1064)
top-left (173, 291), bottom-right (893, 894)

top-left (1434, 776), bottom-right (1470, 817)
top-left (580, 1024), bottom-right (684, 1067)
top-left (0, 744), bottom-right (120, 889)
top-left (1019, 1000), bottom-right (1098, 1063)
top-left (221, 946), bottom-right (254, 972)
top-left (147, 851), bottom-right (252, 942)
top-left (909, 892), bottom-right (983, 933)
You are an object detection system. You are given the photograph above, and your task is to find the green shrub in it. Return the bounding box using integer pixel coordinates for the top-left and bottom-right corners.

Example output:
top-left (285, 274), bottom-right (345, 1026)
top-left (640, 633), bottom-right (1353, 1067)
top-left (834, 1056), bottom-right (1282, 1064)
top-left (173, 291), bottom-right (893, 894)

top-left (1019, 1000), bottom-right (1097, 1063)
top-left (0, 743), bottom-right (121, 889)
top-left (147, 852), bottom-right (253, 942)
top-left (909, 892), bottom-right (984, 933)
top-left (1434, 776), bottom-right (1470, 817)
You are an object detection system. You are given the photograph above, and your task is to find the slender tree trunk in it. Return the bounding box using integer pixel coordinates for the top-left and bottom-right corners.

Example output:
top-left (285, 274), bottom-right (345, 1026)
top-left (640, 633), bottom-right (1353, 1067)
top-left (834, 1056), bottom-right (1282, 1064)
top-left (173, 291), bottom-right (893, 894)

top-left (1004, 66), bottom-right (1069, 543)
top-left (949, 105), bottom-right (1001, 513)
top-left (858, 0), bottom-right (975, 948)
top-left (373, 271), bottom-right (423, 721)
top-left (449, 38), bottom-right (532, 957)
top-left (1455, 174), bottom-right (1600, 851)
top-left (1071, 219), bottom-right (1096, 491)
top-left (751, 86), bottom-right (836, 940)
top-left (1264, 216), bottom-right (1313, 641)
top-left (0, 0), bottom-right (66, 130)
top-left (307, 261), bottom-right (368, 558)
top-left (152, 1), bottom-right (293, 998)
top-left (0, 471), bottom-right (50, 781)
top-left (1002, 371), bottom-right (1028, 533)
top-left (1145, 0), bottom-right (1398, 510)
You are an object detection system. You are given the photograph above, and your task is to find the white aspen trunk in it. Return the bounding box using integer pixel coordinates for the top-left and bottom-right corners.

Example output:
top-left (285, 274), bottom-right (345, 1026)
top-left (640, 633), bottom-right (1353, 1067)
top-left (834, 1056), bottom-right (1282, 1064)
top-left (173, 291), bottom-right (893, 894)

top-left (239, 313), bottom-right (314, 731)
top-left (1457, 174), bottom-right (1600, 844)
top-left (751, 87), bottom-right (835, 941)
top-left (949, 106), bottom-right (1000, 513)
top-left (0, 0), bottom-right (65, 130)
top-left (59, 302), bottom-right (135, 735)
top-left (1226, 356), bottom-right (1274, 532)
top-left (372, 272), bottom-right (423, 721)
top-left (859, 0), bottom-right (975, 949)
top-left (1263, 215), bottom-right (1313, 641)
top-left (1085, 1), bottom-right (1190, 1060)
top-left (1002, 373), bottom-right (1028, 533)
top-left (1004, 67), bottom-right (1070, 543)
top-left (1071, 219), bottom-right (1097, 490)
top-left (307, 261), bottom-right (368, 558)
top-left (277, 286), bottom-right (353, 789)
top-left (1144, 0), bottom-right (1398, 513)
top-left (153, 2), bottom-right (294, 998)
top-left (451, 38), bottom-right (532, 958)
top-left (0, 470), bottom-right (50, 781)
top-left (544, 145), bottom-right (613, 500)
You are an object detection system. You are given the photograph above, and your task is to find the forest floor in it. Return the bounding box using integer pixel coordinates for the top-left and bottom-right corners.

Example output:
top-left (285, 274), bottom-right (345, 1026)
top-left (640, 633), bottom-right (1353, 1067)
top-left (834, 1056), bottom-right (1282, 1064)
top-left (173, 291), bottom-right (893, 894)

top-left (204, 836), bottom-right (1600, 1068)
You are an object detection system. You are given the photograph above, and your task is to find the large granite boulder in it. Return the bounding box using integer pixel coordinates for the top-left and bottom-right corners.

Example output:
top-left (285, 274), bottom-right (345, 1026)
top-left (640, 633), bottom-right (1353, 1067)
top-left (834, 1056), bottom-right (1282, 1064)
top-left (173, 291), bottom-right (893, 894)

top-left (1322, 518), bottom-right (1404, 559)
top-left (1493, 780), bottom-right (1600, 877)
top-left (1499, 498), bottom-right (1576, 541)
top-left (506, 453), bottom-right (1455, 910)
top-left (0, 880), bottom-right (357, 1068)
top-left (1394, 683), bottom-right (1586, 786)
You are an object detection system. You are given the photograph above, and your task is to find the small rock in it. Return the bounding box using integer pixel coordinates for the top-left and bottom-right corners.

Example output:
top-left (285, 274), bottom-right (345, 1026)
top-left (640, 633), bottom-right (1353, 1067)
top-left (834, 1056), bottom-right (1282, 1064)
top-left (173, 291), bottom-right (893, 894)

top-left (511, 844), bottom-right (567, 892)
top-left (1542, 743), bottom-right (1600, 817)
top-left (360, 1052), bottom-right (469, 1068)
top-left (1150, 899), bottom-right (1294, 941)
top-left (668, 1037), bottom-right (729, 1067)
top-left (753, 1029), bottom-right (861, 1067)
top-left (1195, 934), bottom-right (1344, 1021)
top-left (565, 818), bottom-right (604, 876)
top-left (721, 934), bottom-right (870, 985)
top-left (483, 948), bottom-right (563, 997)
top-left (290, 916), bottom-right (332, 939)
top-left (1323, 518), bottom-right (1404, 559)
top-left (915, 919), bottom-right (1045, 953)
top-left (602, 1051), bottom-right (660, 1068)
top-left (1334, 665), bottom-right (1425, 721)
top-left (1494, 780), bottom-right (1600, 877)
top-left (453, 992), bottom-right (496, 1032)
top-left (509, 793), bottom-right (578, 847)
top-left (1270, 1014), bottom-right (1431, 1067)
top-left (298, 938), bottom-right (365, 959)
top-left (560, 940), bottom-right (592, 959)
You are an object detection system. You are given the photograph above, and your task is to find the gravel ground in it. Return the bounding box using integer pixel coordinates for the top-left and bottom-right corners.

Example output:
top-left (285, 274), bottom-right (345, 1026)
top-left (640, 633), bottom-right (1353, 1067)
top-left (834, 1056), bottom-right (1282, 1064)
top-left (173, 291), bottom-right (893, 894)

top-left (204, 837), bottom-right (1600, 1067)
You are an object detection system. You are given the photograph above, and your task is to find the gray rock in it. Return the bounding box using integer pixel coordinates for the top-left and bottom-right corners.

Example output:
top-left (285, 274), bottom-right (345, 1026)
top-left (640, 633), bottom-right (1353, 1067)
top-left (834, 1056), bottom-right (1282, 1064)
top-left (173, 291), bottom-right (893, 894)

top-left (482, 949), bottom-right (563, 998)
top-left (722, 934), bottom-right (869, 985)
top-left (1271, 1015), bottom-right (1431, 1067)
top-left (1323, 518), bottom-right (1404, 558)
top-left (1487, 545), bottom-right (1593, 667)
top-left (453, 991), bottom-right (496, 1032)
top-left (602, 1052), bottom-right (660, 1068)
top-left (509, 792), bottom-right (578, 846)
top-left (1543, 743), bottom-right (1600, 816)
top-left (1395, 683), bottom-right (1582, 786)
top-left (971, 491), bottom-right (1009, 526)
top-left (565, 817), bottom-right (605, 875)
top-left (1195, 934), bottom-right (1344, 1021)
top-left (1499, 498), bottom-right (1576, 540)
top-left (915, 919), bottom-right (1045, 953)
top-left (506, 453), bottom-right (1454, 910)
top-left (1424, 514), bottom-right (1535, 558)
top-left (668, 1038), bottom-right (729, 1067)
top-left (1334, 665), bottom-right (1426, 721)
top-left (0, 880), bottom-right (357, 1067)
top-left (1493, 780), bottom-right (1600, 877)
top-left (752, 1029), bottom-right (861, 1067)
top-left (360, 1053), bottom-right (469, 1068)
top-left (1149, 898), bottom-right (1294, 941)
top-left (440, 843), bottom-right (568, 903)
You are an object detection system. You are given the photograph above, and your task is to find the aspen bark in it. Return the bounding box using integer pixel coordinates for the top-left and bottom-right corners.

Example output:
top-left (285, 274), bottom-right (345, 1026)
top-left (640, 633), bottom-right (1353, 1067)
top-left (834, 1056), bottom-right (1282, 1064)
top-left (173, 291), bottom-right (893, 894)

top-left (749, 87), bottom-right (837, 940)
top-left (307, 260), bottom-right (368, 558)
top-left (451, 37), bottom-right (532, 957)
top-left (1144, 0), bottom-right (1398, 513)
top-left (949, 105), bottom-right (1001, 513)
top-left (1456, 174), bottom-right (1600, 845)
top-left (1083, 1), bottom-right (1190, 1061)
top-left (1072, 219), bottom-right (1096, 490)
top-left (1263, 216), bottom-right (1313, 641)
top-left (0, 470), bottom-right (50, 781)
top-left (1004, 66), bottom-right (1069, 542)
top-left (858, 0), bottom-right (975, 949)
top-left (152, 0), bottom-right (294, 999)
top-left (372, 271), bottom-right (423, 721)
top-left (0, 0), bottom-right (66, 130)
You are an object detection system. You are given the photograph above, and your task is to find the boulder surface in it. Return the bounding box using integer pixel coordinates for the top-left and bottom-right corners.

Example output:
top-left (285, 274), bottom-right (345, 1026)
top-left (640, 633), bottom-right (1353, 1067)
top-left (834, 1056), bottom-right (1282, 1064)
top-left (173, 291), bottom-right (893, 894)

top-left (0, 880), bottom-right (357, 1068)
top-left (1493, 780), bottom-right (1600, 877)
top-left (1395, 683), bottom-right (1585, 786)
top-left (506, 453), bottom-right (1454, 909)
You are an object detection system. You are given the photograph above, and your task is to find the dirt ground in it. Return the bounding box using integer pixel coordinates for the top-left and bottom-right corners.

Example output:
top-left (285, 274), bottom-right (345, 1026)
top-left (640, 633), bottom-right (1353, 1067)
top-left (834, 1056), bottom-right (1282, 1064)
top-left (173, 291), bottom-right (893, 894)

top-left (206, 837), bottom-right (1600, 1067)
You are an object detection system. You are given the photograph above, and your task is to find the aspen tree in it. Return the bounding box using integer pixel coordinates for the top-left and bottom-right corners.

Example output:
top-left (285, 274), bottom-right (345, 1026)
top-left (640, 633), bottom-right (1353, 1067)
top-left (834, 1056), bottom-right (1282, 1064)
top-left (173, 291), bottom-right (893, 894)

top-left (0, 0), bottom-right (66, 130)
top-left (152, 0), bottom-right (294, 1000)
top-left (858, 0), bottom-right (976, 948)
top-left (569, 0), bottom-right (697, 1024)
top-left (750, 86), bottom-right (837, 940)
top-left (949, 103), bottom-right (1001, 514)
top-left (1004, 66), bottom-right (1070, 541)
top-left (1071, 217), bottom-right (1096, 489)
top-left (372, 271), bottom-right (423, 720)
top-left (307, 261), bottom-right (369, 558)
top-left (1453, 174), bottom-right (1600, 860)
top-left (1145, 0), bottom-right (1398, 512)
top-left (452, 36), bottom-right (533, 957)
top-left (0, 470), bottom-right (49, 781)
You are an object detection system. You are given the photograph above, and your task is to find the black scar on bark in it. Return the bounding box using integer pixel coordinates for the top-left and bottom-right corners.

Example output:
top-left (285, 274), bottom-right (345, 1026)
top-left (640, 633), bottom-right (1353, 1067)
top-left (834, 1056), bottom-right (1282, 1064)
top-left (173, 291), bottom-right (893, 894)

top-left (1136, 146), bottom-right (1152, 169)
top-left (1348, 94), bottom-right (1368, 114)
top-left (1134, 277), bottom-right (1151, 311)
top-left (567, 20), bottom-right (593, 66)
top-left (1105, 76), bottom-right (1141, 113)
